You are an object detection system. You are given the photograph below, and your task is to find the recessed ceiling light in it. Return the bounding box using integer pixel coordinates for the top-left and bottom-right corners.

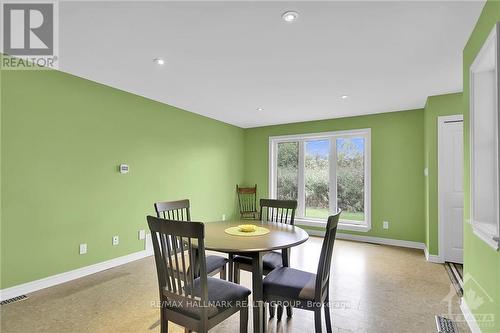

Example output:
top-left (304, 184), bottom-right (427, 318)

top-left (257, 107), bottom-right (264, 111)
top-left (153, 58), bottom-right (165, 65)
top-left (340, 95), bottom-right (349, 100)
top-left (282, 11), bottom-right (299, 23)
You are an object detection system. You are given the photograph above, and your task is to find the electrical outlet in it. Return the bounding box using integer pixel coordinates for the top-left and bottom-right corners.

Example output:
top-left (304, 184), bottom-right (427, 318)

top-left (79, 243), bottom-right (87, 255)
top-left (383, 221), bottom-right (389, 229)
top-left (222, 214), bottom-right (226, 221)
top-left (112, 235), bottom-right (119, 246)
top-left (139, 229), bottom-right (146, 240)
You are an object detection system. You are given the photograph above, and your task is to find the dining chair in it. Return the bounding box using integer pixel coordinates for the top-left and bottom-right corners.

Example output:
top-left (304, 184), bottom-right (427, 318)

top-left (147, 216), bottom-right (251, 333)
top-left (236, 184), bottom-right (259, 219)
top-left (155, 199), bottom-right (228, 279)
top-left (233, 198), bottom-right (297, 318)
top-left (262, 211), bottom-right (340, 333)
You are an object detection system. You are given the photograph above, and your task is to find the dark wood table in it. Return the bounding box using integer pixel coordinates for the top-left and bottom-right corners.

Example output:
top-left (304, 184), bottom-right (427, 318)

top-left (203, 220), bottom-right (309, 333)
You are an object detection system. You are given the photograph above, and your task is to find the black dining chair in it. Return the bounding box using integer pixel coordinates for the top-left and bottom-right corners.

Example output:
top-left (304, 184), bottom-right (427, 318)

top-left (233, 198), bottom-right (297, 318)
top-left (155, 199), bottom-right (228, 279)
top-left (147, 216), bottom-right (251, 333)
top-left (262, 211), bottom-right (341, 333)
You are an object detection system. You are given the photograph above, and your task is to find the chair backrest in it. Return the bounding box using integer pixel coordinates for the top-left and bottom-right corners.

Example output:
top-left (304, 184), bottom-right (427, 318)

top-left (314, 211), bottom-right (340, 302)
top-left (155, 199), bottom-right (191, 221)
top-left (236, 184), bottom-right (257, 214)
top-left (259, 199), bottom-right (297, 225)
top-left (147, 215), bottom-right (209, 317)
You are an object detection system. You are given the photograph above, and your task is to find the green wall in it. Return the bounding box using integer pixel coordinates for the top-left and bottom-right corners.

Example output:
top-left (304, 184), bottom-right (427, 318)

top-left (462, 1), bottom-right (500, 331)
top-left (244, 110), bottom-right (425, 243)
top-left (0, 69), bottom-right (245, 289)
top-left (3, 6), bottom-right (500, 330)
top-left (423, 93), bottom-right (463, 255)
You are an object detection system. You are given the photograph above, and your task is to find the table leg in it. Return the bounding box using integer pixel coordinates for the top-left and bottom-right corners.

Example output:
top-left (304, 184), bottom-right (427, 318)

top-left (281, 247), bottom-right (290, 267)
top-left (228, 253), bottom-right (234, 282)
top-left (251, 252), bottom-right (264, 333)
top-left (281, 248), bottom-right (293, 318)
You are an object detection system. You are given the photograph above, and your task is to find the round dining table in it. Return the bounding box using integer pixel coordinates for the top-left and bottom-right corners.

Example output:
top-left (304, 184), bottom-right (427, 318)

top-left (203, 219), bottom-right (309, 333)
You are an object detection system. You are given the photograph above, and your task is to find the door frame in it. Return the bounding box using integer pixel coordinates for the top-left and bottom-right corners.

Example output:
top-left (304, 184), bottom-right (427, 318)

top-left (438, 114), bottom-right (464, 262)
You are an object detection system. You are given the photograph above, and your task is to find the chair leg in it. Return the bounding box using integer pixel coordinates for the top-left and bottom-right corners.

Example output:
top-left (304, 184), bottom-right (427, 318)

top-left (269, 303), bottom-right (275, 318)
top-left (286, 305), bottom-right (293, 318)
top-left (324, 304), bottom-right (332, 333)
top-left (314, 308), bottom-right (322, 333)
top-left (220, 264), bottom-right (227, 280)
top-left (262, 301), bottom-right (267, 332)
top-left (324, 295), bottom-right (332, 332)
top-left (161, 307), bottom-right (168, 333)
top-left (199, 321), bottom-right (208, 333)
top-left (277, 304), bottom-right (283, 321)
top-left (240, 302), bottom-right (249, 333)
top-left (234, 263), bottom-right (241, 284)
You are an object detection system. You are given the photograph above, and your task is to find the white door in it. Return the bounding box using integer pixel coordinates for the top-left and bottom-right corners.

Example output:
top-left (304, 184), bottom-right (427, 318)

top-left (439, 118), bottom-right (464, 264)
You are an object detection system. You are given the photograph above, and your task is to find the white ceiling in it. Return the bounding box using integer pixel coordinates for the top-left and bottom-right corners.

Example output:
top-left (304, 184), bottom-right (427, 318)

top-left (59, 1), bottom-right (485, 128)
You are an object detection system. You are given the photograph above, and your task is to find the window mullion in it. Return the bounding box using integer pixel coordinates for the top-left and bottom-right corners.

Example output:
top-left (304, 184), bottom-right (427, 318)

top-left (269, 142), bottom-right (278, 199)
top-left (297, 140), bottom-right (306, 217)
top-left (329, 137), bottom-right (338, 213)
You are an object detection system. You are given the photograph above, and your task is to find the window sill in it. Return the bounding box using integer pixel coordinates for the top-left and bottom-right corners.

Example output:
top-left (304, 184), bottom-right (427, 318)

top-left (471, 221), bottom-right (500, 251)
top-left (295, 218), bottom-right (371, 232)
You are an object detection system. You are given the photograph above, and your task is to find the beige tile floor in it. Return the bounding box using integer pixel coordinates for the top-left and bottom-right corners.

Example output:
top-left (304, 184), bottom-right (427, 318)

top-left (1, 237), bottom-right (469, 333)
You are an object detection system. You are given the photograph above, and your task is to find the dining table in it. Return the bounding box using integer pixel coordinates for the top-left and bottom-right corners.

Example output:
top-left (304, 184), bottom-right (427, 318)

top-left (202, 219), bottom-right (309, 333)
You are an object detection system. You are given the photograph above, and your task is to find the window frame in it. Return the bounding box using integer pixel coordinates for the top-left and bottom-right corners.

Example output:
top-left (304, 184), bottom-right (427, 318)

top-left (269, 128), bottom-right (371, 232)
top-left (469, 23), bottom-right (500, 250)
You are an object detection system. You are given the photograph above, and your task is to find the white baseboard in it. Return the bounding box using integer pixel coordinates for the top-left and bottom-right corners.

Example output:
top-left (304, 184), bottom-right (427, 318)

top-left (424, 246), bottom-right (444, 263)
top-left (306, 229), bottom-right (425, 250)
top-left (0, 249), bottom-right (153, 302)
top-left (460, 298), bottom-right (482, 333)
top-left (304, 228), bottom-right (326, 237)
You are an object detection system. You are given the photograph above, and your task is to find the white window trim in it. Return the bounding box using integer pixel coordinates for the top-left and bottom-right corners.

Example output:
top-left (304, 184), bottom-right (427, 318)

top-left (469, 23), bottom-right (500, 251)
top-left (268, 128), bottom-right (371, 232)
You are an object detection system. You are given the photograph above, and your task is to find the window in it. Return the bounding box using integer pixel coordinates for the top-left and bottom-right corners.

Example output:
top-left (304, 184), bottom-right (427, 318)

top-left (270, 129), bottom-right (371, 231)
top-left (469, 23), bottom-right (500, 250)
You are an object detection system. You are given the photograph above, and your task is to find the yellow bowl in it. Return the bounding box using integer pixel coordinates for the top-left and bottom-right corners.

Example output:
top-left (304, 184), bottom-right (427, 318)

top-left (238, 224), bottom-right (257, 232)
